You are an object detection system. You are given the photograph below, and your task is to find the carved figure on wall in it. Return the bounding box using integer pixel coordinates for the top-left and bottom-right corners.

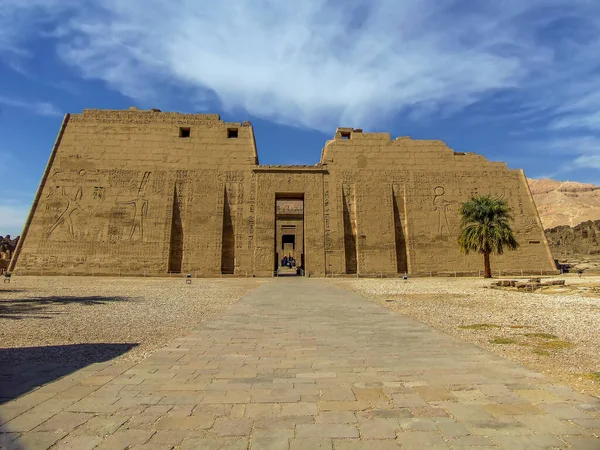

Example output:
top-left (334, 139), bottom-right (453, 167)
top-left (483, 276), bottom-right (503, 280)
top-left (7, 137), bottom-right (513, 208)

top-left (433, 186), bottom-right (458, 239)
top-left (46, 186), bottom-right (84, 238)
top-left (119, 171), bottom-right (150, 241)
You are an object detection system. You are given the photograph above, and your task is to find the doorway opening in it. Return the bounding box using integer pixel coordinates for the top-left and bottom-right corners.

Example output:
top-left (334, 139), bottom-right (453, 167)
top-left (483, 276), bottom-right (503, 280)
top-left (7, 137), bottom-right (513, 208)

top-left (275, 194), bottom-right (304, 276)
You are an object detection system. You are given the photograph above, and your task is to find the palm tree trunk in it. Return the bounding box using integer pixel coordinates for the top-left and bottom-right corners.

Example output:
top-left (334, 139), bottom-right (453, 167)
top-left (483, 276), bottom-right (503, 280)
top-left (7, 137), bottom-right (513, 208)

top-left (483, 252), bottom-right (492, 278)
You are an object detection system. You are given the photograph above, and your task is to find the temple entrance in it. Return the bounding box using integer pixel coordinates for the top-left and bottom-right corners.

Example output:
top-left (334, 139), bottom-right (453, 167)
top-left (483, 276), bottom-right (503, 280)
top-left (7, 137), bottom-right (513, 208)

top-left (275, 195), bottom-right (304, 276)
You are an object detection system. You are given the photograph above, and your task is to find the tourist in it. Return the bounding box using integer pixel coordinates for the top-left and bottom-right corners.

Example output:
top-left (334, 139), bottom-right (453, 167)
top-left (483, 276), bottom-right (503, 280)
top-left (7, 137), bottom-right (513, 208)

top-left (282, 256), bottom-right (287, 267)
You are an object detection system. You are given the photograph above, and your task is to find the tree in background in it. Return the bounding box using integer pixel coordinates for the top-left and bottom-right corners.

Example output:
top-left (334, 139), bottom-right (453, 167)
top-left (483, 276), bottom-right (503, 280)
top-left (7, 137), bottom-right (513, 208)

top-left (458, 196), bottom-right (519, 278)
top-left (0, 235), bottom-right (19, 255)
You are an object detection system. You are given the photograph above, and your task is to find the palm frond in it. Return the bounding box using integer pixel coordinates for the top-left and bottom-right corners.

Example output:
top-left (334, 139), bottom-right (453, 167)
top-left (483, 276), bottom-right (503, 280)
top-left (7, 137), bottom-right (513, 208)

top-left (458, 195), bottom-right (520, 256)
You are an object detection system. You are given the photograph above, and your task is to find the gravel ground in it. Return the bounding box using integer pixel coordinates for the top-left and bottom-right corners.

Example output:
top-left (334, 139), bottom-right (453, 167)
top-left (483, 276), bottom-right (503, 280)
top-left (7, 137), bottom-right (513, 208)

top-left (333, 275), bottom-right (600, 398)
top-left (0, 276), bottom-right (263, 365)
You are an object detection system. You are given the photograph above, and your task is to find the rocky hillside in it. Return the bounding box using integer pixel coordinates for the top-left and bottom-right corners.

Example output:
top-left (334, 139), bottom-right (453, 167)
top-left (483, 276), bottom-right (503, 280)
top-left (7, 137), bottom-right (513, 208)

top-left (527, 179), bottom-right (600, 272)
top-left (528, 178), bottom-right (600, 229)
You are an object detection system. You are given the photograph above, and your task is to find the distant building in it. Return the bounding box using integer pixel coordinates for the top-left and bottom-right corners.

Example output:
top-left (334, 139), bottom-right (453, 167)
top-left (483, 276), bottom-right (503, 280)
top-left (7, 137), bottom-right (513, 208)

top-left (10, 108), bottom-right (556, 276)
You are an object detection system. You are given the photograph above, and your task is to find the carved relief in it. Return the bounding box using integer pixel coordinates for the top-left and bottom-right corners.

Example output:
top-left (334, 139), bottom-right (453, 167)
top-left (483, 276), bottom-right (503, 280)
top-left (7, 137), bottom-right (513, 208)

top-left (433, 186), bottom-right (459, 240)
top-left (118, 171), bottom-right (151, 241)
top-left (46, 186), bottom-right (84, 239)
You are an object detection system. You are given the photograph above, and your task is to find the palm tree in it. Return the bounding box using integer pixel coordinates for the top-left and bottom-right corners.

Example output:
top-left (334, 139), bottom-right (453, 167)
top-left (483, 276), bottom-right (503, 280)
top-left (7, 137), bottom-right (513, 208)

top-left (458, 195), bottom-right (519, 278)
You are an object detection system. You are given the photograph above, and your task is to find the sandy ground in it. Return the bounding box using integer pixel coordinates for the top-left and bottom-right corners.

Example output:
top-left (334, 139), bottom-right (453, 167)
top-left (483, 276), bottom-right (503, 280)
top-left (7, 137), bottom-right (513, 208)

top-left (0, 276), bottom-right (263, 365)
top-left (333, 275), bottom-right (600, 398)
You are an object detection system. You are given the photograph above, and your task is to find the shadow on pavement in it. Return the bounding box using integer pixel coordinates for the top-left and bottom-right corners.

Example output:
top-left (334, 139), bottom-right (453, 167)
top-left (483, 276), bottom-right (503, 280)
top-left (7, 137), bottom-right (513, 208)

top-left (0, 343), bottom-right (138, 404)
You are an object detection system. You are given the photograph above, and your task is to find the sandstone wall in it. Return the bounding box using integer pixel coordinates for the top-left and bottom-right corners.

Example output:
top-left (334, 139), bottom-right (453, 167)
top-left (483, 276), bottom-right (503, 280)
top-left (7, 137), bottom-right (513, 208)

top-left (11, 110), bottom-right (557, 277)
top-left (321, 129), bottom-right (557, 276)
top-left (11, 109), bottom-right (257, 276)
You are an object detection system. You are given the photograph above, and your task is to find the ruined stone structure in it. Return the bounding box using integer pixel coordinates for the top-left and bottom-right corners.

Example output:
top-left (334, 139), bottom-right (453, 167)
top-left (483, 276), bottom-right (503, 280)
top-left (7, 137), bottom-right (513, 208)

top-left (10, 108), bottom-right (557, 277)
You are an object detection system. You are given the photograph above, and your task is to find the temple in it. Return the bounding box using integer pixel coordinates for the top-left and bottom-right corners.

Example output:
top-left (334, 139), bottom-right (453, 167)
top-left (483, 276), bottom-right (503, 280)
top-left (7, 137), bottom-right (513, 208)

top-left (10, 108), bottom-right (557, 277)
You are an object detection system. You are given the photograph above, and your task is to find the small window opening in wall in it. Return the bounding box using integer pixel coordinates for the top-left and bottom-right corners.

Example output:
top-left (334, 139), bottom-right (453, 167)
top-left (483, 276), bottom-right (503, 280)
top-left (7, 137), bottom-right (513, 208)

top-left (528, 240), bottom-right (541, 244)
top-left (228, 128), bottom-right (238, 138)
top-left (582, 230), bottom-right (589, 239)
top-left (341, 131), bottom-right (351, 139)
top-left (179, 127), bottom-right (191, 138)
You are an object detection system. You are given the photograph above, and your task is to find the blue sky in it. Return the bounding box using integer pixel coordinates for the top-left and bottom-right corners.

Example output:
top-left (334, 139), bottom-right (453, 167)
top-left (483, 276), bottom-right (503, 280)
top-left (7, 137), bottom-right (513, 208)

top-left (1, 0), bottom-right (600, 236)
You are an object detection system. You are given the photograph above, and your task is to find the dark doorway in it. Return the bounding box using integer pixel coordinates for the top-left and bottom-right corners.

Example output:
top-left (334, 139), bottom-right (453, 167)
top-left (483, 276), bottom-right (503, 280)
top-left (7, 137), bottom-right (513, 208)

top-left (275, 194), bottom-right (304, 276)
top-left (282, 234), bottom-right (295, 249)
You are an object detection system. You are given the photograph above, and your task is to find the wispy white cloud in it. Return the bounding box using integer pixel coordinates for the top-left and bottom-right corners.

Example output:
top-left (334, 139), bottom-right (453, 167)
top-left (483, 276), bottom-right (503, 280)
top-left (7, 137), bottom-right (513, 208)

top-left (526, 135), bottom-right (600, 179)
top-left (0, 95), bottom-right (63, 117)
top-left (573, 154), bottom-right (600, 169)
top-left (1, 0), bottom-right (600, 133)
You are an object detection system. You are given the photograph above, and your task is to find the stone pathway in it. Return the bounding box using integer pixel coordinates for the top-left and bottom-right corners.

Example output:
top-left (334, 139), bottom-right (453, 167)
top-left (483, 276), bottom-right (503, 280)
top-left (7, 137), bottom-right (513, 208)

top-left (1, 279), bottom-right (600, 449)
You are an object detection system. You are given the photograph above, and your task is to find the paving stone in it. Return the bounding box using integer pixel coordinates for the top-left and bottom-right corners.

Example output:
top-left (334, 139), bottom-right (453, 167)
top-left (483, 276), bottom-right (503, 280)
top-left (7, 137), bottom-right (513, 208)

top-left (513, 389), bottom-right (562, 404)
top-left (358, 418), bottom-right (399, 438)
top-left (413, 386), bottom-right (456, 401)
top-left (560, 436), bottom-right (600, 449)
top-left (320, 386), bottom-right (355, 401)
top-left (463, 417), bottom-right (534, 436)
top-left (128, 444), bottom-right (174, 450)
top-left (166, 404), bottom-right (195, 417)
top-left (289, 439), bottom-right (333, 450)
top-left (154, 414), bottom-right (214, 430)
top-left (33, 412), bottom-right (94, 432)
top-left (539, 402), bottom-right (592, 419)
top-left (391, 393), bottom-right (428, 408)
top-left (53, 434), bottom-right (104, 450)
top-left (254, 415), bottom-right (314, 429)
top-left (179, 436), bottom-right (249, 450)
top-left (399, 417), bottom-right (437, 432)
top-left (352, 387), bottom-right (389, 403)
top-left (251, 428), bottom-right (294, 450)
top-left (315, 411), bottom-right (357, 424)
top-left (296, 424), bottom-right (359, 439)
top-left (514, 414), bottom-right (591, 435)
top-left (230, 404), bottom-right (246, 418)
top-left (572, 418), bottom-right (600, 429)
top-left (450, 389), bottom-right (491, 405)
top-left (149, 429), bottom-right (205, 445)
top-left (95, 429), bottom-right (155, 450)
top-left (483, 403), bottom-right (543, 416)
top-left (12, 431), bottom-right (68, 449)
top-left (333, 440), bottom-right (402, 449)
top-left (318, 401), bottom-right (370, 411)
top-left (361, 408), bottom-right (412, 419)
top-left (410, 406), bottom-right (450, 418)
top-left (194, 404), bottom-right (232, 417)
top-left (70, 414), bottom-right (129, 436)
top-left (244, 403), bottom-right (281, 417)
top-left (122, 414), bottom-right (161, 430)
top-left (397, 431), bottom-right (448, 449)
top-left (211, 418), bottom-right (253, 436)
top-left (450, 435), bottom-right (496, 447)
top-left (281, 402), bottom-right (318, 416)
top-left (3, 409), bottom-right (59, 432)
top-left (434, 418), bottom-right (470, 438)
top-left (490, 435), bottom-right (567, 449)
